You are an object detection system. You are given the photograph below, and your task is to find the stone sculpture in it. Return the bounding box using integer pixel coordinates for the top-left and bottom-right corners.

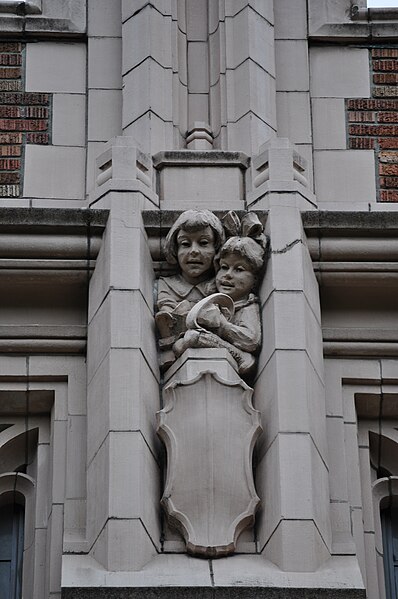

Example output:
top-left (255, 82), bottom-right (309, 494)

top-left (174, 222), bottom-right (266, 375)
top-left (156, 209), bottom-right (225, 370)
top-left (156, 210), bottom-right (266, 557)
top-left (156, 210), bottom-right (266, 375)
top-left (158, 366), bottom-right (262, 557)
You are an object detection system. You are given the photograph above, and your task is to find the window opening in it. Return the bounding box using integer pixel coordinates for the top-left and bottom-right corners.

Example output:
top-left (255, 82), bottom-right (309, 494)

top-left (0, 500), bottom-right (25, 599)
top-left (382, 504), bottom-right (398, 599)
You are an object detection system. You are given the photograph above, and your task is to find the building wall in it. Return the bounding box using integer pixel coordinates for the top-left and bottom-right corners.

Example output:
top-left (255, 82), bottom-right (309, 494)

top-left (0, 1), bottom-right (397, 598)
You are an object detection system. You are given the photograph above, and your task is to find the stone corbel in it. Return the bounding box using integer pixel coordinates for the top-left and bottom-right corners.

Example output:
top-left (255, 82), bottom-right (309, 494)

top-left (157, 349), bottom-right (262, 557)
top-left (89, 136), bottom-right (158, 207)
top-left (247, 138), bottom-right (317, 210)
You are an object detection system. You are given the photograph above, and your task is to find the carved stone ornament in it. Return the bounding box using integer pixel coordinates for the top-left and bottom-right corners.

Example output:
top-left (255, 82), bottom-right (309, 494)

top-left (155, 209), bottom-right (267, 375)
top-left (174, 292), bottom-right (259, 375)
top-left (157, 368), bottom-right (262, 557)
top-left (155, 210), bottom-right (266, 557)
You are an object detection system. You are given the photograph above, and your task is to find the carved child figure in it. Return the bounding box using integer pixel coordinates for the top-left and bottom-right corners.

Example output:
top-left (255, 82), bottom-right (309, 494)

top-left (156, 209), bottom-right (225, 368)
top-left (174, 227), bottom-right (266, 376)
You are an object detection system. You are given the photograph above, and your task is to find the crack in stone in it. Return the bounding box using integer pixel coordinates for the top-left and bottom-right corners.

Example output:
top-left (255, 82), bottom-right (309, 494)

top-left (269, 238), bottom-right (303, 255)
top-left (208, 559), bottom-right (215, 587)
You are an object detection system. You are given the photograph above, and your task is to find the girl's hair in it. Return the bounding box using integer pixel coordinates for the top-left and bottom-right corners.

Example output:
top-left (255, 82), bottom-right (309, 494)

top-left (219, 236), bottom-right (265, 273)
top-left (164, 209), bottom-right (225, 265)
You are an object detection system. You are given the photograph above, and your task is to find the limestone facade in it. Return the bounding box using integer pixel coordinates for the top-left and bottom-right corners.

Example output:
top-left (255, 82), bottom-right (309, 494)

top-left (0, 1), bottom-right (398, 598)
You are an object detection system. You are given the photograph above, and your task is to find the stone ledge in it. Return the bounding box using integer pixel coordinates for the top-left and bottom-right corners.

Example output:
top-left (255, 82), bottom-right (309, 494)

top-left (152, 152), bottom-right (251, 210)
top-left (153, 151), bottom-right (250, 170)
top-left (62, 588), bottom-right (366, 599)
top-left (308, 0), bottom-right (398, 41)
top-left (0, 0), bottom-right (86, 36)
top-left (0, 16), bottom-right (86, 37)
top-left (303, 210), bottom-right (398, 232)
top-left (0, 207), bottom-right (108, 230)
top-left (143, 210), bottom-right (267, 230)
top-left (309, 22), bottom-right (398, 41)
top-left (0, 207), bottom-right (108, 260)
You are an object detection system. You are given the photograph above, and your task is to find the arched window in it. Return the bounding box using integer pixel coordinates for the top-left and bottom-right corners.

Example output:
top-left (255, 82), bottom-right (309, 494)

top-left (0, 495), bottom-right (25, 599)
top-left (382, 503), bottom-right (398, 599)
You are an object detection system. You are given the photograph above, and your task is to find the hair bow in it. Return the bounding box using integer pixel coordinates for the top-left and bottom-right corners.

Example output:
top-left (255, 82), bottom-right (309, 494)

top-left (221, 211), bottom-right (267, 250)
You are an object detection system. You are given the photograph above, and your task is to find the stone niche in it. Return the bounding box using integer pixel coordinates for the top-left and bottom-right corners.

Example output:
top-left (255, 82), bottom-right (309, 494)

top-left (151, 209), bottom-right (267, 557)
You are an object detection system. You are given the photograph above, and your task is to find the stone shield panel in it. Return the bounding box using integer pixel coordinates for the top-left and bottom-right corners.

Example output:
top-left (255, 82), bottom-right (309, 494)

top-left (157, 370), bottom-right (262, 557)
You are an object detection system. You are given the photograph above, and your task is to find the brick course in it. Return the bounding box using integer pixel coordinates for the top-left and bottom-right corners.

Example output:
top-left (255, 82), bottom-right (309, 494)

top-left (380, 190), bottom-right (398, 201)
top-left (346, 47), bottom-right (398, 202)
top-left (0, 42), bottom-right (52, 198)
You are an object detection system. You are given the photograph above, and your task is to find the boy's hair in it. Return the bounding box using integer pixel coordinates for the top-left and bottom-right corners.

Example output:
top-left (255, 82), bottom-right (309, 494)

top-left (164, 210), bottom-right (225, 265)
top-left (219, 236), bottom-right (265, 273)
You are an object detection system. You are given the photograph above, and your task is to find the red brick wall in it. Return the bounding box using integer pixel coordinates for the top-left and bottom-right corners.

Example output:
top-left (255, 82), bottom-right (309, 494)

top-left (0, 42), bottom-right (52, 198)
top-left (347, 48), bottom-right (398, 202)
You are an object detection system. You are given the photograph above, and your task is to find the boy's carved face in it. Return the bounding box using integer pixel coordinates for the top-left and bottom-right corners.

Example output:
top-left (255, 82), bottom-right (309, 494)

top-left (216, 253), bottom-right (255, 301)
top-left (177, 227), bottom-right (216, 284)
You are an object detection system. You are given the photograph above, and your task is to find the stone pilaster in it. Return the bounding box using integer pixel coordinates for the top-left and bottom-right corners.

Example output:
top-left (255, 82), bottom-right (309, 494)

top-left (85, 138), bottom-right (160, 571)
top-left (224, 1), bottom-right (277, 155)
top-left (255, 201), bottom-right (332, 571)
top-left (121, 0), bottom-right (174, 153)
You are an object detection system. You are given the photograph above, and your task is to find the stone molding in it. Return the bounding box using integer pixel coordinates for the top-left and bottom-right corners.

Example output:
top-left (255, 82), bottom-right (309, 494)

top-left (304, 210), bottom-right (398, 356)
top-left (0, 207), bottom-right (108, 353)
top-left (304, 211), bottom-right (398, 263)
top-left (0, 0), bottom-right (86, 36)
top-left (0, 0), bottom-right (41, 14)
top-left (309, 0), bottom-right (398, 41)
top-left (152, 151), bottom-right (250, 210)
top-left (153, 150), bottom-right (250, 170)
top-left (61, 587), bottom-right (366, 599)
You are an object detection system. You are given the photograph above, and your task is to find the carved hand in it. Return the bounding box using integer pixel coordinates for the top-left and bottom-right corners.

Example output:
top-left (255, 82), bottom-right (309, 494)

top-left (197, 305), bottom-right (221, 329)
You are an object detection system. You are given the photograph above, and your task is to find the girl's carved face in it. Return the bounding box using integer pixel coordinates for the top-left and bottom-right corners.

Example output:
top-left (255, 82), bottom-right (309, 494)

top-left (216, 253), bottom-right (255, 301)
top-left (177, 227), bottom-right (216, 284)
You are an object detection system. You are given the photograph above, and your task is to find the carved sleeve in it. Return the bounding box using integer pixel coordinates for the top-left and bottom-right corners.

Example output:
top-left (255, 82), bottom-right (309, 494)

top-left (157, 277), bottom-right (179, 313)
top-left (218, 302), bottom-right (261, 353)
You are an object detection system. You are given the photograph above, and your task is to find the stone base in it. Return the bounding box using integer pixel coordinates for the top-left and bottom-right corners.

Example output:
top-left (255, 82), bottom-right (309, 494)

top-left (62, 588), bottom-right (366, 599)
top-left (61, 554), bottom-right (365, 598)
top-left (152, 150), bottom-right (249, 210)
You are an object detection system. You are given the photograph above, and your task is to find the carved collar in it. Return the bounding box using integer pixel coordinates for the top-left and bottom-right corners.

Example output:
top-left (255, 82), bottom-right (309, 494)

top-left (161, 275), bottom-right (217, 298)
top-left (234, 293), bottom-right (258, 311)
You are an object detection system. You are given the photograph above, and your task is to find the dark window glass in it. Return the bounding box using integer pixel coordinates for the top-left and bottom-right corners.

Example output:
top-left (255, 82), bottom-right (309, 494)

top-left (0, 503), bottom-right (24, 599)
top-left (382, 505), bottom-right (398, 599)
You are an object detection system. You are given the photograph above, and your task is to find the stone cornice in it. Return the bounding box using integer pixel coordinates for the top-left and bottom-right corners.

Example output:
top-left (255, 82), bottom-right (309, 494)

top-left (0, 207), bottom-right (108, 354)
top-left (0, 207), bottom-right (108, 260)
top-left (304, 211), bottom-right (398, 263)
